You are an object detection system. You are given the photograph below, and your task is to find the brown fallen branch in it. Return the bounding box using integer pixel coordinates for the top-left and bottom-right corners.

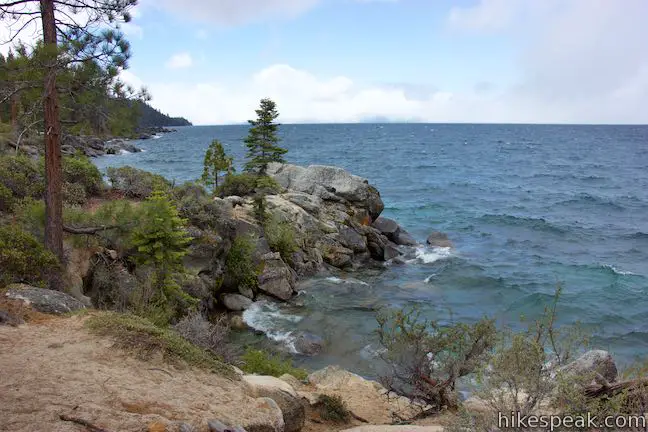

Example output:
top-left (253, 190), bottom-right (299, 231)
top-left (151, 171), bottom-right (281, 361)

top-left (63, 225), bottom-right (121, 235)
top-left (350, 410), bottom-right (369, 423)
top-left (585, 378), bottom-right (648, 399)
top-left (59, 414), bottom-right (112, 432)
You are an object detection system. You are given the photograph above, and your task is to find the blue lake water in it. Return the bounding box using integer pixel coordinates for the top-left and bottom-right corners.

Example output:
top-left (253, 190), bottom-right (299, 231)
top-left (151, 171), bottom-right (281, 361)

top-left (95, 123), bottom-right (648, 375)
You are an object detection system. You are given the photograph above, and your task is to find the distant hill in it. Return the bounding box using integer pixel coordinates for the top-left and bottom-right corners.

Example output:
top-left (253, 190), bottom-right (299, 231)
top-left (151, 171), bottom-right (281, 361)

top-left (136, 101), bottom-right (192, 128)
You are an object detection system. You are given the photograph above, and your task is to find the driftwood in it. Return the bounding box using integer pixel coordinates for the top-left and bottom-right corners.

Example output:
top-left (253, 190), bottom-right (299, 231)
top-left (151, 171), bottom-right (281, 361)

top-left (59, 414), bottom-right (112, 432)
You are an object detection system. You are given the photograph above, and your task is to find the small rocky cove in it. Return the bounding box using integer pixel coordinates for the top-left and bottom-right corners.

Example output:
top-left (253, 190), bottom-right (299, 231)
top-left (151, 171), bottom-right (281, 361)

top-left (0, 158), bottom-right (634, 432)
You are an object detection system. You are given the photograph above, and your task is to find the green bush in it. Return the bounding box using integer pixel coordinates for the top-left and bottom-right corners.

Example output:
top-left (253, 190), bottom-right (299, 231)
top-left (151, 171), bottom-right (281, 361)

top-left (316, 394), bottom-right (351, 423)
top-left (217, 172), bottom-right (258, 197)
top-left (62, 182), bottom-right (88, 206)
top-left (0, 154), bottom-right (45, 203)
top-left (0, 154), bottom-right (101, 210)
top-left (376, 307), bottom-right (497, 410)
top-left (0, 224), bottom-right (59, 287)
top-left (86, 312), bottom-right (237, 378)
top-left (264, 216), bottom-right (298, 264)
top-left (225, 234), bottom-right (259, 293)
top-left (173, 182), bottom-right (230, 230)
top-left (106, 165), bottom-right (170, 198)
top-left (241, 348), bottom-right (308, 380)
top-left (62, 154), bottom-right (103, 197)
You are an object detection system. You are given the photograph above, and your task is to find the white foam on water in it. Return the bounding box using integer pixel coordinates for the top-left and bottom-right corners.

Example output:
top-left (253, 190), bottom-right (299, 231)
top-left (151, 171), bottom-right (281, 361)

top-left (424, 273), bottom-right (437, 283)
top-left (604, 264), bottom-right (636, 276)
top-left (242, 301), bottom-right (302, 353)
top-left (409, 246), bottom-right (453, 264)
top-left (119, 149), bottom-right (132, 155)
top-left (325, 276), bottom-right (369, 286)
top-left (152, 134), bottom-right (163, 139)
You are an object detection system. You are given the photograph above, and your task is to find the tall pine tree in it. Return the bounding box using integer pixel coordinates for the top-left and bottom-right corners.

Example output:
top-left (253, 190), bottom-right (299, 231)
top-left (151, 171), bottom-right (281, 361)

top-left (0, 0), bottom-right (139, 290)
top-left (244, 98), bottom-right (286, 175)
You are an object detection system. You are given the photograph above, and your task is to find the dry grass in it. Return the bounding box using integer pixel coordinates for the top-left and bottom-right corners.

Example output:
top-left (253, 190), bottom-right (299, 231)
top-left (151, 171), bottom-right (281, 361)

top-left (0, 295), bottom-right (53, 325)
top-left (86, 311), bottom-right (238, 379)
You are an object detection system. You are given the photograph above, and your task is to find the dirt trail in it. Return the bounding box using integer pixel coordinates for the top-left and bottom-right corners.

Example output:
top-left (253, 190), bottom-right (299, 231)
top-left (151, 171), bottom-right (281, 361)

top-left (0, 315), bottom-right (286, 432)
top-left (0, 314), bottom-right (446, 432)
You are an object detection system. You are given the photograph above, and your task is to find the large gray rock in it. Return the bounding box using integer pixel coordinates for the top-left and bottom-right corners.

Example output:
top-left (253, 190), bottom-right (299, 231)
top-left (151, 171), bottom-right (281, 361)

top-left (221, 294), bottom-right (253, 311)
top-left (267, 163), bottom-right (384, 220)
top-left (243, 375), bottom-right (304, 432)
top-left (319, 242), bottom-right (353, 268)
top-left (558, 350), bottom-right (618, 384)
top-left (257, 253), bottom-right (297, 301)
top-left (282, 192), bottom-right (322, 215)
top-left (373, 217), bottom-right (418, 246)
top-left (372, 217), bottom-right (399, 236)
top-left (383, 243), bottom-right (401, 261)
top-left (394, 229), bottom-right (418, 246)
top-left (426, 232), bottom-right (452, 248)
top-left (338, 226), bottom-right (367, 253)
top-left (4, 284), bottom-right (86, 315)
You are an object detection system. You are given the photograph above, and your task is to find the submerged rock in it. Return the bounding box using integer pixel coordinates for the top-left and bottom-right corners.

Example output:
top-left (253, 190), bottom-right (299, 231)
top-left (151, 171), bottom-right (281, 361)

top-left (5, 284), bottom-right (86, 315)
top-left (294, 332), bottom-right (325, 356)
top-left (426, 231), bottom-right (452, 248)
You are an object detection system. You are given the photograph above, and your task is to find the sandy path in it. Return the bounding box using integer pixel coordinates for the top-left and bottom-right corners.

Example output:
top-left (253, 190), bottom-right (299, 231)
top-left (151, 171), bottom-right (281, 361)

top-left (0, 315), bottom-right (282, 432)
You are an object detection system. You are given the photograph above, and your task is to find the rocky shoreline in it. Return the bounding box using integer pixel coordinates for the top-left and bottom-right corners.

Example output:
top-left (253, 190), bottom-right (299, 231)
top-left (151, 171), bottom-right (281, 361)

top-left (18, 126), bottom-right (178, 158)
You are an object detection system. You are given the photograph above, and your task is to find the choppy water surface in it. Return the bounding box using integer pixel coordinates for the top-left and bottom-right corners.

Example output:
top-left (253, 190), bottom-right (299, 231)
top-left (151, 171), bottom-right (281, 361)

top-left (95, 123), bottom-right (648, 375)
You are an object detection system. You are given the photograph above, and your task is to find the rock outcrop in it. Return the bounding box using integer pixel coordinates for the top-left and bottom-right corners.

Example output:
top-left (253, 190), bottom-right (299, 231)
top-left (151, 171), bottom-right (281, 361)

top-left (242, 375), bottom-right (305, 432)
top-left (306, 365), bottom-right (428, 424)
top-left (267, 163), bottom-right (384, 221)
top-left (557, 349), bottom-right (618, 384)
top-left (80, 162), bottom-right (418, 314)
top-left (4, 284), bottom-right (86, 315)
top-left (61, 135), bottom-right (143, 158)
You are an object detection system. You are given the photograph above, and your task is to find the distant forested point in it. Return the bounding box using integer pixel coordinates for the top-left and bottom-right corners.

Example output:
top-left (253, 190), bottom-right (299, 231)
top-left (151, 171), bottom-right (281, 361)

top-left (136, 101), bottom-right (193, 128)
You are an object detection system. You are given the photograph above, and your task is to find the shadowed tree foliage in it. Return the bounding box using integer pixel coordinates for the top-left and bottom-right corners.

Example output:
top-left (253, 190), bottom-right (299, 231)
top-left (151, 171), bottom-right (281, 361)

top-left (0, 0), bottom-right (142, 290)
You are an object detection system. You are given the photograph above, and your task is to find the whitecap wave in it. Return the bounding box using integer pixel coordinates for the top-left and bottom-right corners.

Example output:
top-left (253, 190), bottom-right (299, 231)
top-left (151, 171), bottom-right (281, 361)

top-left (424, 273), bottom-right (437, 283)
top-left (603, 264), bottom-right (636, 276)
top-left (325, 276), bottom-right (369, 286)
top-left (119, 149), bottom-right (132, 155)
top-left (152, 134), bottom-right (163, 139)
top-left (409, 246), bottom-right (453, 264)
top-left (242, 301), bottom-right (302, 353)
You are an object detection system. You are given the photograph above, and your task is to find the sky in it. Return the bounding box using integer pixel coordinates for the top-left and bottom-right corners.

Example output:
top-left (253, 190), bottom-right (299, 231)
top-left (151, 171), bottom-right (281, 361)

top-left (3, 0), bottom-right (648, 125)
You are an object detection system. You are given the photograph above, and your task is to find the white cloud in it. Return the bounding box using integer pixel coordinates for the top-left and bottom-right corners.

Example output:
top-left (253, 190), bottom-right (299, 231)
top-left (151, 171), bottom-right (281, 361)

top-left (149, 0), bottom-right (320, 25)
top-left (136, 47), bottom-right (648, 125)
top-left (165, 52), bottom-right (193, 69)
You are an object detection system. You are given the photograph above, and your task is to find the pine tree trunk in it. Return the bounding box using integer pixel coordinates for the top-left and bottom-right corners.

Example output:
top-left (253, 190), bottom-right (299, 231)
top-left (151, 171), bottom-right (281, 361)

top-left (40, 0), bottom-right (64, 291)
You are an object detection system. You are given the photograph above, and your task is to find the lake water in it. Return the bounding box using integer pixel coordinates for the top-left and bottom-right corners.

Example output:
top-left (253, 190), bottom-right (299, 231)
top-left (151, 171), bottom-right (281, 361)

top-left (95, 123), bottom-right (648, 375)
